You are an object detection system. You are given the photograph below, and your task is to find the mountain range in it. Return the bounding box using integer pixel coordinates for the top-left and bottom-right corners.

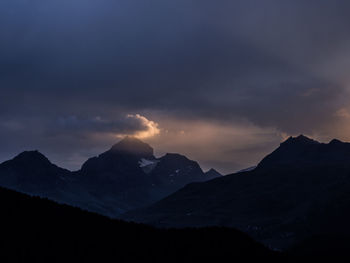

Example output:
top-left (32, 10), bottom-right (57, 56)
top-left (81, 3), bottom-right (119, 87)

top-left (3, 133), bottom-right (350, 255)
top-left (0, 136), bottom-right (220, 217)
top-left (123, 135), bottom-right (350, 249)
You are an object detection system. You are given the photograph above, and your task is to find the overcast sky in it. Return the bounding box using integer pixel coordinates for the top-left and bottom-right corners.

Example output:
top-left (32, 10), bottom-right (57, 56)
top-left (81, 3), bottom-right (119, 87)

top-left (1, 0), bottom-right (350, 174)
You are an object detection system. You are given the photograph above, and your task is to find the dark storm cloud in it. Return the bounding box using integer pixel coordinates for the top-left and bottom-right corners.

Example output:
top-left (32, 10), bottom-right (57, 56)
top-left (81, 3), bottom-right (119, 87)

top-left (1, 0), bottom-right (350, 171)
top-left (53, 115), bottom-right (150, 135)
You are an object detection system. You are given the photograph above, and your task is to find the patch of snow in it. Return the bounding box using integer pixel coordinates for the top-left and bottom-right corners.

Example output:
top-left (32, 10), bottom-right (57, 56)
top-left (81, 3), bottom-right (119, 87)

top-left (138, 158), bottom-right (156, 167)
top-left (175, 169), bottom-right (180, 173)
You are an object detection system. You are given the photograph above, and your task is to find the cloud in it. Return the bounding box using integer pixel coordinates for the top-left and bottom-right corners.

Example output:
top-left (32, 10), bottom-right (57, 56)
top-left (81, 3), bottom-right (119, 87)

top-left (1, 1), bottom-right (350, 172)
top-left (126, 114), bottom-right (160, 139)
top-left (55, 114), bottom-right (159, 139)
top-left (1, 0), bottom-right (346, 136)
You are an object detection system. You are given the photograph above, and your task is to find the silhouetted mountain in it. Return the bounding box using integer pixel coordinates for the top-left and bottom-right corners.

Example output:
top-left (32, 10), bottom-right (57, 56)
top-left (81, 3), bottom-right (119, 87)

top-left (123, 135), bottom-right (350, 250)
top-left (80, 137), bottom-right (154, 194)
top-left (111, 136), bottom-right (155, 157)
top-left (0, 137), bottom-right (220, 217)
top-left (77, 138), bottom-right (219, 212)
top-left (257, 134), bottom-right (350, 168)
top-left (0, 150), bottom-right (115, 216)
top-left (0, 150), bottom-right (70, 193)
top-left (205, 168), bottom-right (222, 177)
top-left (80, 137), bottom-right (156, 186)
top-left (0, 186), bottom-right (279, 263)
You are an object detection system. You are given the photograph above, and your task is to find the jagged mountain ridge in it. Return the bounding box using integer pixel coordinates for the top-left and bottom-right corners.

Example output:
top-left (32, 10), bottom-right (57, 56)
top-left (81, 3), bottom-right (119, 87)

top-left (0, 137), bottom-right (220, 217)
top-left (123, 135), bottom-right (350, 249)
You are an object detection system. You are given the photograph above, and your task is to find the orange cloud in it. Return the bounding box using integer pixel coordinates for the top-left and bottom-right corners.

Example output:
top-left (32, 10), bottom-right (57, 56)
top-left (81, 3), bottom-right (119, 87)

top-left (126, 114), bottom-right (160, 139)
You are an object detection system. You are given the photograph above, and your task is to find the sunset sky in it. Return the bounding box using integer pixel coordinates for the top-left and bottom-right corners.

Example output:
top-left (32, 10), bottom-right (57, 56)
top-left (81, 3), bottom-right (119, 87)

top-left (2, 1), bottom-right (350, 173)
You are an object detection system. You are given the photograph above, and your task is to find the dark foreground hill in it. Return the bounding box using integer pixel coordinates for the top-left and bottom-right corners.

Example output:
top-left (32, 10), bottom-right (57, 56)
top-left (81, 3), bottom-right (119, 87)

top-left (0, 186), bottom-right (278, 263)
top-left (123, 135), bottom-right (350, 250)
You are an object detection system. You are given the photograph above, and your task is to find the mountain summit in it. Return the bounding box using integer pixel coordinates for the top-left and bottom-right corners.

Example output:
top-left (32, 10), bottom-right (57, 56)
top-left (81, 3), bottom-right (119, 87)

top-left (10, 150), bottom-right (53, 167)
top-left (281, 134), bottom-right (319, 146)
top-left (110, 136), bottom-right (154, 158)
top-left (205, 168), bottom-right (222, 177)
top-left (258, 134), bottom-right (350, 169)
top-left (0, 150), bottom-right (70, 193)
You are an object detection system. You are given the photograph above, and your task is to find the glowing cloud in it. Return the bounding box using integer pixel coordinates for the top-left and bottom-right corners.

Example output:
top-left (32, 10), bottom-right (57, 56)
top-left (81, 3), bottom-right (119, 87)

top-left (126, 114), bottom-right (160, 139)
top-left (54, 114), bottom-right (160, 140)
